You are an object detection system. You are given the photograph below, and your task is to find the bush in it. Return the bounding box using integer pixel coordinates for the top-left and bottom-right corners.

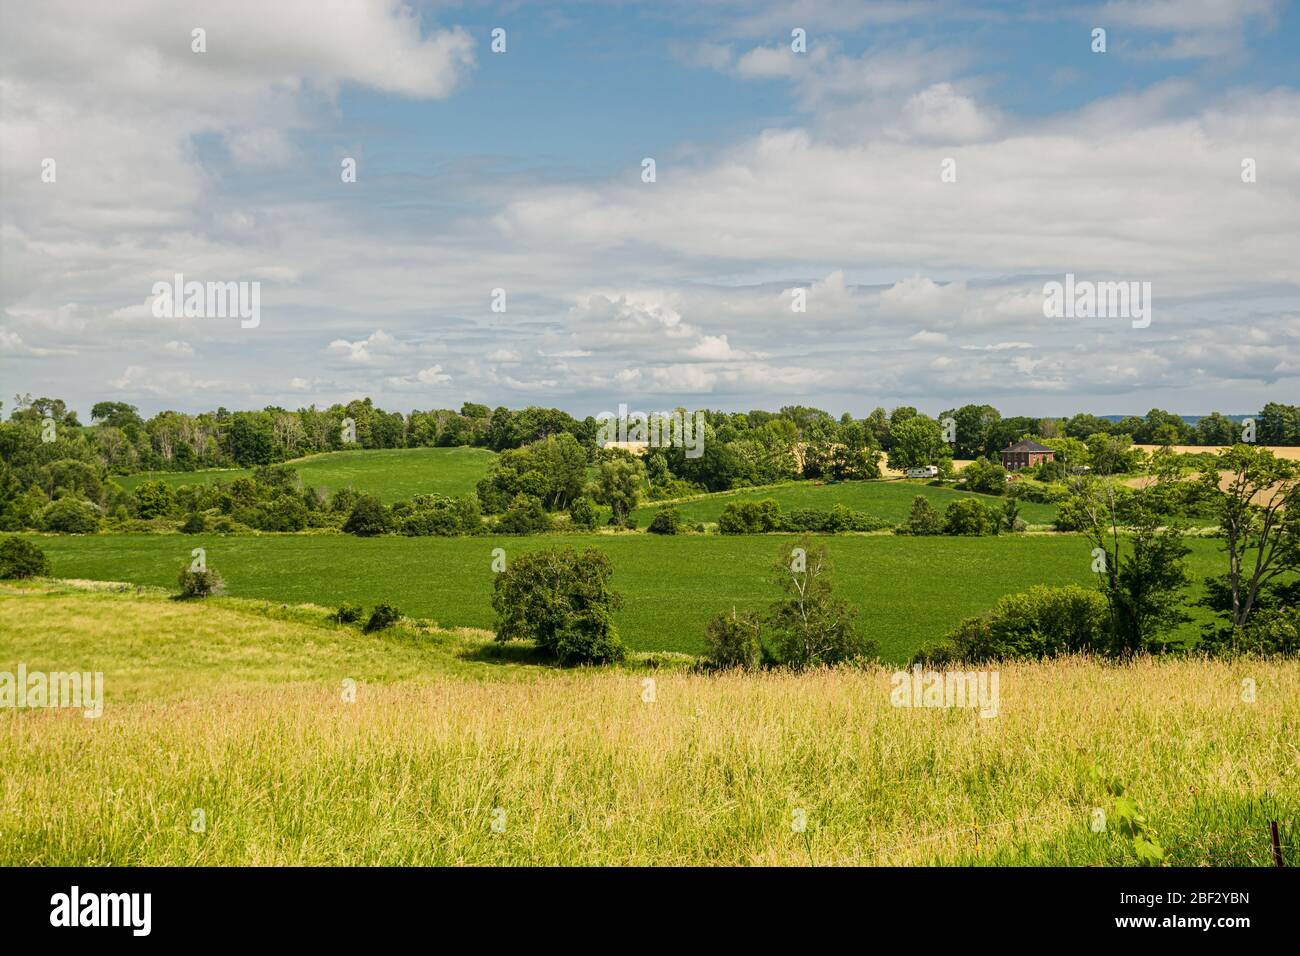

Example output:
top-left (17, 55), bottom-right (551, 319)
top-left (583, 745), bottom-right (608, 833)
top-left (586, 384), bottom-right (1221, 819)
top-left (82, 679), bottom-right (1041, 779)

top-left (364, 602), bottom-right (402, 633)
top-left (763, 539), bottom-right (876, 669)
top-left (718, 499), bottom-right (781, 534)
top-left (0, 536), bottom-right (51, 579)
top-left (396, 494), bottom-right (482, 536)
top-left (180, 512), bottom-right (206, 534)
top-left (896, 495), bottom-right (943, 535)
top-left (702, 611), bottom-right (763, 670)
top-left (491, 547), bottom-right (625, 664)
top-left (40, 498), bottom-right (100, 534)
top-left (911, 585), bottom-right (1111, 664)
top-left (943, 498), bottom-right (995, 536)
top-left (343, 495), bottom-right (392, 536)
top-left (1199, 607), bottom-right (1300, 657)
top-left (334, 602), bottom-right (364, 625)
top-left (132, 480), bottom-right (176, 520)
top-left (962, 457), bottom-right (1008, 495)
top-left (177, 564), bottom-right (225, 599)
top-left (496, 494), bottom-right (552, 534)
top-left (568, 495), bottom-right (598, 530)
top-left (647, 507), bottom-right (681, 535)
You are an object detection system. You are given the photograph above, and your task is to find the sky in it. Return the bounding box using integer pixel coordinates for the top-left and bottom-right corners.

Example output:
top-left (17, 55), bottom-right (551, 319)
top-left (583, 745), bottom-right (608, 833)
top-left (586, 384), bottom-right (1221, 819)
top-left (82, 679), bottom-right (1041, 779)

top-left (1, 0), bottom-right (1297, 421)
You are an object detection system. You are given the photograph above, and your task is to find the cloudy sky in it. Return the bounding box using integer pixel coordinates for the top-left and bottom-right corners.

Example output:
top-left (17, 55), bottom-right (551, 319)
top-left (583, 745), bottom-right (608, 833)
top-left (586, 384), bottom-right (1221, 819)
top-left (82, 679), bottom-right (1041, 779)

top-left (1, 0), bottom-right (1297, 420)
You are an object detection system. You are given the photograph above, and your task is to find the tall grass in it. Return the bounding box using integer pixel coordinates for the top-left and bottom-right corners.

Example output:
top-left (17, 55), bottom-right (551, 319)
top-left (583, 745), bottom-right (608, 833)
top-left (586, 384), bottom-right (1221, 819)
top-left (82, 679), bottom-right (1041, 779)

top-left (2, 588), bottom-right (1295, 865)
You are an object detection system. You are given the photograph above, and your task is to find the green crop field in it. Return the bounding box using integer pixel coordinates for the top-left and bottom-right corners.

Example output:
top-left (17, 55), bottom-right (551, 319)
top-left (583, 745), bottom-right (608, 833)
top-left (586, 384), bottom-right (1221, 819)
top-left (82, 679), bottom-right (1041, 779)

top-left (31, 532), bottom-right (1229, 661)
top-left (113, 447), bottom-right (495, 503)
top-left (633, 479), bottom-right (1059, 526)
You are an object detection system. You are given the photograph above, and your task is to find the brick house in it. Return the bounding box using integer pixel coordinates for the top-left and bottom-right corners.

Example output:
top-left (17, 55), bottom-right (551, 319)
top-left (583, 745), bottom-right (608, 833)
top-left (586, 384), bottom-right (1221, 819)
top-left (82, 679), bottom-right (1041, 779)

top-left (999, 438), bottom-right (1055, 471)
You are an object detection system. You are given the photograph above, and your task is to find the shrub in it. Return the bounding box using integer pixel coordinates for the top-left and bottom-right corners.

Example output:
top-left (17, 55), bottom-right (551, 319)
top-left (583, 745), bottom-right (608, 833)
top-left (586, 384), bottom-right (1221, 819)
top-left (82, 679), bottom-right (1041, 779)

top-left (334, 602), bottom-right (364, 625)
top-left (397, 494), bottom-right (482, 536)
top-left (1199, 607), bottom-right (1300, 658)
top-left (0, 536), bottom-right (51, 579)
top-left (647, 507), bottom-right (681, 535)
top-left (896, 495), bottom-right (943, 535)
top-left (943, 498), bottom-right (995, 536)
top-left (962, 457), bottom-right (1008, 495)
top-left (343, 495), bottom-right (392, 536)
top-left (364, 602), bottom-right (401, 633)
top-left (718, 499), bottom-right (781, 534)
top-left (180, 512), bottom-right (206, 534)
top-left (568, 495), bottom-right (598, 530)
top-left (911, 585), bottom-right (1111, 664)
top-left (177, 564), bottom-right (225, 599)
top-left (40, 498), bottom-right (100, 534)
top-left (491, 547), bottom-right (625, 664)
top-left (702, 611), bottom-right (763, 670)
top-left (496, 494), bottom-right (552, 534)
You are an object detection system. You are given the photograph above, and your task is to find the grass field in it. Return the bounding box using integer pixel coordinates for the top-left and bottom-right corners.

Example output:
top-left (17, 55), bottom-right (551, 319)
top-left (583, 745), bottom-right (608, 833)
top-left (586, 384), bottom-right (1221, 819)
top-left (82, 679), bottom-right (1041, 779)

top-left (113, 447), bottom-right (496, 503)
top-left (31, 532), bottom-right (1231, 661)
top-left (633, 479), bottom-right (1059, 526)
top-left (1, 584), bottom-right (1295, 866)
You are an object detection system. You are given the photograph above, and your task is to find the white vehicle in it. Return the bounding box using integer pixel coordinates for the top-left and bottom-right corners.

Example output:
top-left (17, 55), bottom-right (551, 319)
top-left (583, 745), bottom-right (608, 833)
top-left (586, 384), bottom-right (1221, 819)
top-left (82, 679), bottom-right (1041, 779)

top-left (905, 465), bottom-right (939, 479)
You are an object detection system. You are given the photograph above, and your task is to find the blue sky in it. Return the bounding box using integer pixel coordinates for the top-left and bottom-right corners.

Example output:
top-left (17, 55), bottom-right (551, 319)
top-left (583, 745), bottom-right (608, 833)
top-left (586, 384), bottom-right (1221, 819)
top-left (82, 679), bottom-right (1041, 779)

top-left (2, 0), bottom-right (1298, 419)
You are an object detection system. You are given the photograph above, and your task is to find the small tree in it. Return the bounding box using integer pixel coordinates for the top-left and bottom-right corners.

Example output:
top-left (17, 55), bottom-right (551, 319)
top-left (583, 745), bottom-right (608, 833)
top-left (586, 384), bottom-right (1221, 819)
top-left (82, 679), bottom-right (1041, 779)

top-left (594, 456), bottom-right (644, 527)
top-left (703, 610), bottom-right (763, 670)
top-left (0, 536), bottom-right (51, 579)
top-left (1211, 445), bottom-right (1299, 628)
top-left (343, 495), bottom-right (391, 536)
top-left (943, 498), bottom-right (994, 536)
top-left (647, 507), bottom-right (681, 535)
top-left (496, 494), bottom-right (552, 534)
top-left (491, 547), bottom-right (626, 664)
top-left (568, 495), bottom-right (598, 530)
top-left (763, 538), bottom-right (875, 669)
top-left (178, 564), bottom-right (224, 598)
top-left (896, 495), bottom-right (943, 535)
top-left (41, 498), bottom-right (100, 534)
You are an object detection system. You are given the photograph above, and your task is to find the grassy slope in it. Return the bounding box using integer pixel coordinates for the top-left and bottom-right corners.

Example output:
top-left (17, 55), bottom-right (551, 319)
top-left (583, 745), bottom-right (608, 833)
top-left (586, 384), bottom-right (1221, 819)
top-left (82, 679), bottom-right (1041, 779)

top-left (113, 446), bottom-right (495, 503)
top-left (633, 479), bottom-right (1059, 525)
top-left (1, 585), bottom-right (1295, 866)
top-left (32, 532), bottom-right (1229, 661)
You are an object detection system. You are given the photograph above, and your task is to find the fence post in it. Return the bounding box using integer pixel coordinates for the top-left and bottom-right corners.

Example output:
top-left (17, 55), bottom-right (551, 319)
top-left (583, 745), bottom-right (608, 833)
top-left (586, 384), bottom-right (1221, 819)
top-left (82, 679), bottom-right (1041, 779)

top-left (1271, 821), bottom-right (1284, 868)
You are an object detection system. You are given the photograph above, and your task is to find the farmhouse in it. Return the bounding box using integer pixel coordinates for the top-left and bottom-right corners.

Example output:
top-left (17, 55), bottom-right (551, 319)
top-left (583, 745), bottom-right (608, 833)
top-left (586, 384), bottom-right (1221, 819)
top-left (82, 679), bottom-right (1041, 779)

top-left (999, 439), bottom-right (1055, 471)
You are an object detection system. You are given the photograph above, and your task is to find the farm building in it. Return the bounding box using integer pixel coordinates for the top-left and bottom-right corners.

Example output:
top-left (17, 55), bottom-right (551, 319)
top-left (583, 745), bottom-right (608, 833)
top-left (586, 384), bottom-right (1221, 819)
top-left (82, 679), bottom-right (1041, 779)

top-left (999, 439), bottom-right (1055, 471)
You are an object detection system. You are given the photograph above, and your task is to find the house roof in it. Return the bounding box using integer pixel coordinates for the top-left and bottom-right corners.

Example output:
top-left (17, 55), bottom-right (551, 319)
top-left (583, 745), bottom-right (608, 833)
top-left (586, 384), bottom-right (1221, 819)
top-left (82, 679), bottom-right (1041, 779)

top-left (1000, 439), bottom-right (1054, 454)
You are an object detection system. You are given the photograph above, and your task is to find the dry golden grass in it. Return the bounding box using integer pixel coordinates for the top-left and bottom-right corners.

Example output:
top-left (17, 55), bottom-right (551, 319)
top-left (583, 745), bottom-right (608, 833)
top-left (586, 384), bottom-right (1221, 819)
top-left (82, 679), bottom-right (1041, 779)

top-left (1, 586), bottom-right (1296, 866)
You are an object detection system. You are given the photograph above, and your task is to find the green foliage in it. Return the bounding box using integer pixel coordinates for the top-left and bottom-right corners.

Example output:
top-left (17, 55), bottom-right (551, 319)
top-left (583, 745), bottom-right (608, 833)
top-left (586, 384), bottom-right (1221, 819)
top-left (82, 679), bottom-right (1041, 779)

top-left (762, 538), bottom-right (877, 669)
top-left (180, 512), bottom-right (206, 534)
top-left (886, 416), bottom-right (954, 472)
top-left (568, 495), bottom-right (598, 530)
top-left (702, 611), bottom-right (763, 670)
top-left (647, 507), bottom-right (681, 535)
top-left (594, 455), bottom-right (644, 527)
top-left (961, 457), bottom-right (1007, 496)
top-left (895, 495), bottom-right (943, 535)
top-left (943, 498), bottom-right (995, 536)
top-left (1091, 767), bottom-right (1165, 866)
top-left (40, 498), bottom-right (100, 534)
top-left (718, 498), bottom-right (781, 534)
top-left (914, 585), bottom-right (1111, 664)
top-left (343, 495), bottom-right (392, 536)
top-left (393, 493), bottom-right (481, 536)
top-left (334, 602), bottom-right (364, 625)
top-left (491, 547), bottom-right (625, 664)
top-left (0, 536), bottom-right (51, 579)
top-left (1199, 607), bottom-right (1300, 657)
top-left (364, 602), bottom-right (402, 633)
top-left (177, 564), bottom-right (224, 599)
top-left (495, 494), bottom-right (553, 535)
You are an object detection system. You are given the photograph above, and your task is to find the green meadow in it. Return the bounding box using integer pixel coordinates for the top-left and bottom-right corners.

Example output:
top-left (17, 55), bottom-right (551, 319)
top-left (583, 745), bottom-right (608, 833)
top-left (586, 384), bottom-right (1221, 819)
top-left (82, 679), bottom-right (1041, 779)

top-left (633, 478), bottom-right (1059, 526)
top-left (112, 446), bottom-right (495, 503)
top-left (33, 532), bottom-right (1229, 661)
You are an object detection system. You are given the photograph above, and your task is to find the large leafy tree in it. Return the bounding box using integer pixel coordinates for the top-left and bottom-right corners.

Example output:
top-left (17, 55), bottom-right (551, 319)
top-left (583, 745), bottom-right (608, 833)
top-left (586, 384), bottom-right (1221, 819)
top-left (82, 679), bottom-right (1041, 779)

top-left (492, 547), bottom-right (625, 664)
top-left (886, 416), bottom-right (953, 472)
